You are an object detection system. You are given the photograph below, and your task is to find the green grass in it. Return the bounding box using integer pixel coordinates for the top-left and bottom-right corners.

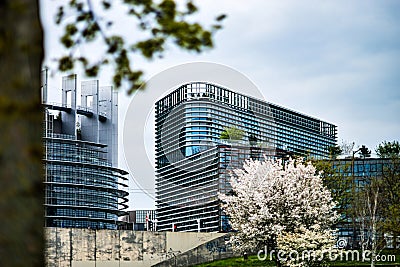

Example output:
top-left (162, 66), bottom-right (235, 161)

top-left (194, 255), bottom-right (275, 266)
top-left (194, 250), bottom-right (400, 267)
top-left (330, 250), bottom-right (400, 266)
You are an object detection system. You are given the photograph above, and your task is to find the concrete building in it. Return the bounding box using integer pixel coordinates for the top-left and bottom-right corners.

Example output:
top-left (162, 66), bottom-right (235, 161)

top-left (155, 82), bottom-right (337, 232)
top-left (43, 73), bottom-right (128, 229)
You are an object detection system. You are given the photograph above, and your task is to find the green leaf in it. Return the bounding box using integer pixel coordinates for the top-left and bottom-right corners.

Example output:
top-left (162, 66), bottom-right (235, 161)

top-left (55, 6), bottom-right (64, 24)
top-left (102, 1), bottom-right (111, 9)
top-left (77, 57), bottom-right (88, 66)
top-left (106, 36), bottom-right (124, 53)
top-left (216, 14), bottom-right (227, 22)
top-left (186, 1), bottom-right (197, 14)
top-left (134, 38), bottom-right (165, 58)
top-left (65, 24), bottom-right (78, 35)
top-left (158, 0), bottom-right (176, 20)
top-left (58, 56), bottom-right (74, 71)
top-left (56, 0), bottom-right (225, 94)
top-left (60, 34), bottom-right (74, 48)
top-left (85, 65), bottom-right (99, 77)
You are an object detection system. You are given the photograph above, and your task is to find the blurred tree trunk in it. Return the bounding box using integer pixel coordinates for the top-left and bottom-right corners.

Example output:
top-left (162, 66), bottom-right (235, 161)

top-left (0, 0), bottom-right (44, 266)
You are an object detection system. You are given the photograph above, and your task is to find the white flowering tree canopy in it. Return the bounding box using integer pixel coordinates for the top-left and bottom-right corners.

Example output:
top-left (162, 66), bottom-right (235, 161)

top-left (219, 158), bottom-right (338, 252)
top-left (277, 226), bottom-right (337, 267)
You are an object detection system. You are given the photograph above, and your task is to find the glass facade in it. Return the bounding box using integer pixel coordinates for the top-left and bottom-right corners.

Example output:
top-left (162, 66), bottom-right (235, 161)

top-left (120, 210), bottom-right (157, 231)
top-left (44, 132), bottom-right (129, 229)
top-left (43, 74), bottom-right (128, 229)
top-left (155, 82), bottom-right (337, 232)
top-left (332, 158), bottom-right (398, 249)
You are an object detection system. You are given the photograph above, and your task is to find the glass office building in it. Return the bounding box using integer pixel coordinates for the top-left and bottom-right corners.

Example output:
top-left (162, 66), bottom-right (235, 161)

top-left (332, 157), bottom-right (399, 249)
top-left (120, 210), bottom-right (157, 230)
top-left (155, 82), bottom-right (337, 232)
top-left (43, 74), bottom-right (128, 229)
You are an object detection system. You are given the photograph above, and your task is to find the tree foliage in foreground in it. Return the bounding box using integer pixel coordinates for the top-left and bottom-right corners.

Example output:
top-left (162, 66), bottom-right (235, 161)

top-left (312, 160), bottom-right (353, 224)
top-left (352, 177), bottom-right (384, 267)
top-left (376, 141), bottom-right (400, 251)
top-left (219, 159), bottom-right (338, 266)
top-left (380, 166), bottom-right (400, 251)
top-left (55, 0), bottom-right (226, 93)
top-left (0, 0), bottom-right (224, 265)
top-left (0, 1), bottom-right (43, 265)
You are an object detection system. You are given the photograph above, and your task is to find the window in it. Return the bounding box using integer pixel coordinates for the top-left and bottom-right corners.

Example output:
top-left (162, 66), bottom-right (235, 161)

top-left (86, 95), bottom-right (93, 107)
top-left (66, 90), bottom-right (72, 106)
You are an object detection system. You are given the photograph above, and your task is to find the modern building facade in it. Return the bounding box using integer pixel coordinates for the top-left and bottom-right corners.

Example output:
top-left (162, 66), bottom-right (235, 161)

top-left (120, 210), bottom-right (157, 231)
top-left (332, 157), bottom-right (399, 249)
top-left (155, 82), bottom-right (337, 232)
top-left (43, 74), bottom-right (129, 229)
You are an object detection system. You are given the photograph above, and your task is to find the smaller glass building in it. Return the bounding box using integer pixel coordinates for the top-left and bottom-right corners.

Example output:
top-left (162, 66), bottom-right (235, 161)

top-left (120, 210), bottom-right (157, 230)
top-left (331, 157), bottom-right (399, 249)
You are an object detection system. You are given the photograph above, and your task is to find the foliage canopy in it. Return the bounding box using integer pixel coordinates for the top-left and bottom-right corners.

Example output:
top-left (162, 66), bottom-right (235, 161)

top-left (55, 0), bottom-right (225, 93)
top-left (376, 140), bottom-right (400, 158)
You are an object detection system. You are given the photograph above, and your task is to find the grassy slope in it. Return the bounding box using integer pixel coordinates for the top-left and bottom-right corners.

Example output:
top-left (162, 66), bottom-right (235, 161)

top-left (194, 251), bottom-right (400, 267)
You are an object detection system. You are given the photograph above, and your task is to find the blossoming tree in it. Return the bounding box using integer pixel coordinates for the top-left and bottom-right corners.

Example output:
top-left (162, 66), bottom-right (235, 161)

top-left (277, 226), bottom-right (336, 267)
top-left (219, 158), bottom-right (338, 266)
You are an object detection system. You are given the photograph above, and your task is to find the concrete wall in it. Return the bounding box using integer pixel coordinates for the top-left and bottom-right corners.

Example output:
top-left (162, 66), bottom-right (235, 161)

top-left (45, 228), bottom-right (227, 267)
top-left (154, 235), bottom-right (239, 267)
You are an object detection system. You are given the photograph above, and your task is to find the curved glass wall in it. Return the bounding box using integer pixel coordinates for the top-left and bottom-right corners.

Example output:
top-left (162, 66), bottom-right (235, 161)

top-left (44, 136), bottom-right (128, 229)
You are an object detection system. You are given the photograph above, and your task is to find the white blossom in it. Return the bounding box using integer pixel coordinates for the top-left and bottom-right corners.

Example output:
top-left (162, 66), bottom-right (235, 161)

top-left (277, 226), bottom-right (337, 267)
top-left (219, 158), bottom-right (338, 257)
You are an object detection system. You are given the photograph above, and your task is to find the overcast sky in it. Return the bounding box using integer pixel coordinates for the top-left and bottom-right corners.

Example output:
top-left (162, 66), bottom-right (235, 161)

top-left (42, 0), bottom-right (400, 209)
